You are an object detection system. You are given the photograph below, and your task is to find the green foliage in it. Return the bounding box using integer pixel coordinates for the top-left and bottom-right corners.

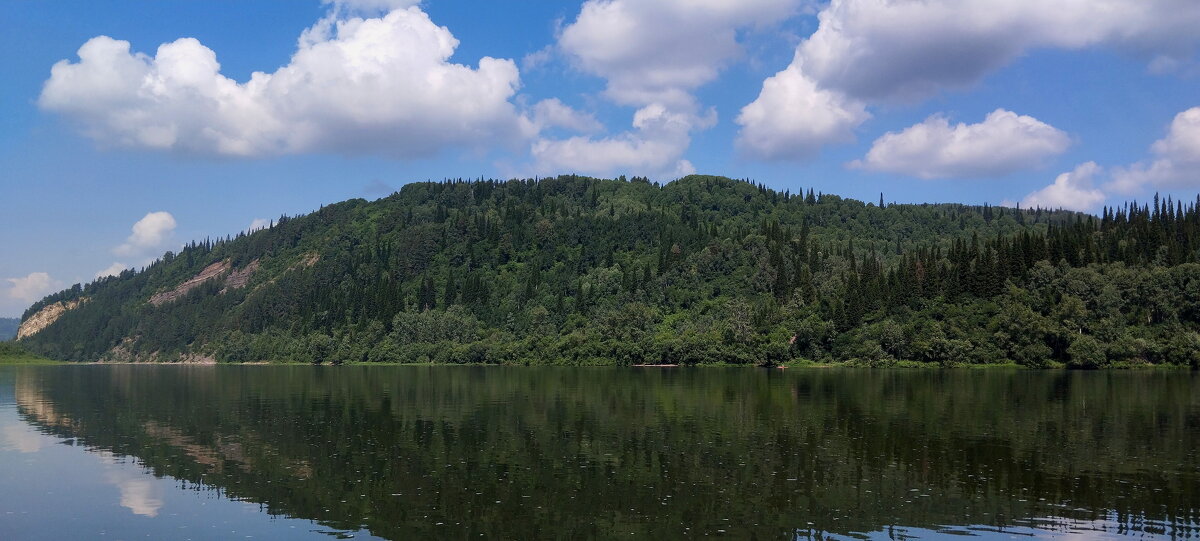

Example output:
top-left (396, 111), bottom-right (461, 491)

top-left (0, 342), bottom-right (56, 364)
top-left (15, 175), bottom-right (1200, 367)
top-left (1068, 334), bottom-right (1108, 368)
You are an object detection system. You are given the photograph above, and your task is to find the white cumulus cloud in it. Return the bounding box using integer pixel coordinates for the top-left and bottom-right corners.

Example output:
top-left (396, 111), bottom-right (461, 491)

top-left (530, 99), bottom-right (603, 134)
top-left (1151, 107), bottom-right (1200, 160)
top-left (322, 0), bottom-right (420, 14)
top-left (535, 0), bottom-right (801, 178)
top-left (793, 0), bottom-right (1200, 102)
top-left (738, 0), bottom-right (1200, 161)
top-left (852, 109), bottom-right (1070, 179)
top-left (247, 218), bottom-right (271, 233)
top-left (736, 62), bottom-right (869, 160)
top-left (115, 211), bottom-right (177, 257)
top-left (558, 0), bottom-right (803, 108)
top-left (531, 104), bottom-right (705, 179)
top-left (39, 6), bottom-right (527, 159)
top-left (1109, 106), bottom-right (1200, 194)
top-left (1022, 162), bottom-right (1106, 212)
top-left (4, 272), bottom-right (60, 303)
top-left (96, 262), bottom-right (130, 279)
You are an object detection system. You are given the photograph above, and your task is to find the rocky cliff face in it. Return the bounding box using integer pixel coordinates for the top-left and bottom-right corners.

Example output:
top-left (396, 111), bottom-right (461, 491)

top-left (149, 260), bottom-right (231, 306)
top-left (17, 299), bottom-right (85, 340)
top-left (148, 259), bottom-right (261, 306)
top-left (147, 260), bottom-right (229, 307)
top-left (220, 260), bottom-right (259, 293)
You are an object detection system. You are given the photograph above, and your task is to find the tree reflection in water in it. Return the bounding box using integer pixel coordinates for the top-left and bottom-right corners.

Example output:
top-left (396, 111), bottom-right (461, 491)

top-left (11, 366), bottom-right (1200, 539)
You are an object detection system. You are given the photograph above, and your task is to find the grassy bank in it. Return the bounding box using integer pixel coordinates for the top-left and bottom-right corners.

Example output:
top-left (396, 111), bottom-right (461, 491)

top-left (0, 342), bottom-right (63, 365)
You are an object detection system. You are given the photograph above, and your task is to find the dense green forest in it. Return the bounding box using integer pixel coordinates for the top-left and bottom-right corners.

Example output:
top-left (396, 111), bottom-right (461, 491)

top-left (14, 174), bottom-right (1200, 367)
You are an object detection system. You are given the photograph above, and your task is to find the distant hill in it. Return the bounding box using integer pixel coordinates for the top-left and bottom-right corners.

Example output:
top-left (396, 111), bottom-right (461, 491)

top-left (14, 175), bottom-right (1200, 367)
top-left (0, 318), bottom-right (17, 341)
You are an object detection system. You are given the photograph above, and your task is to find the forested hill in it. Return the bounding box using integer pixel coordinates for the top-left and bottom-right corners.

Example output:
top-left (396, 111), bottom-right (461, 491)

top-left (15, 175), bottom-right (1200, 367)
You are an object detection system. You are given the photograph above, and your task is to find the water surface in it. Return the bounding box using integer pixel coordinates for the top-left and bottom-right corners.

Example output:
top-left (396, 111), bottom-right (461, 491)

top-left (1, 366), bottom-right (1197, 539)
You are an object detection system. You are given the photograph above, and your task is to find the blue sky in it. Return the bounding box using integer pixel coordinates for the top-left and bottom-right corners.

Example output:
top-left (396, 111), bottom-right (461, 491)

top-left (2, 0), bottom-right (1200, 317)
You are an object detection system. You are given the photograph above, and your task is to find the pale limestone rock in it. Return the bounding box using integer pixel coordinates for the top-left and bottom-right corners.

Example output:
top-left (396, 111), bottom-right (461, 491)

top-left (17, 298), bottom-right (85, 340)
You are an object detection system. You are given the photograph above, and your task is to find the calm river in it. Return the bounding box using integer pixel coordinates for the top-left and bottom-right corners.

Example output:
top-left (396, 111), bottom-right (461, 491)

top-left (1, 365), bottom-right (1197, 539)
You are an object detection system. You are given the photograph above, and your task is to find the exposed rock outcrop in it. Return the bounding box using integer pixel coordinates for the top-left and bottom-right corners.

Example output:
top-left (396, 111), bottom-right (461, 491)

top-left (101, 336), bottom-right (147, 363)
top-left (149, 260), bottom-right (231, 306)
top-left (221, 260), bottom-right (260, 293)
top-left (149, 259), bottom-right (263, 306)
top-left (17, 298), bottom-right (86, 340)
top-left (178, 353), bottom-right (218, 365)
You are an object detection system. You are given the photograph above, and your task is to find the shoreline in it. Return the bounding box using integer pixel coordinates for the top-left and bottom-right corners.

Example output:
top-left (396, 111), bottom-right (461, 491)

top-left (3, 357), bottom-right (1194, 370)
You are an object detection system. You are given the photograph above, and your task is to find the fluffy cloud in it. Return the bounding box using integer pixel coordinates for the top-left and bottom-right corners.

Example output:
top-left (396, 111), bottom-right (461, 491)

top-left (1109, 107), bottom-right (1200, 194)
top-left (521, 46), bottom-right (553, 72)
top-left (530, 99), bottom-right (602, 134)
top-left (322, 0), bottom-right (420, 13)
top-left (247, 218), bottom-right (271, 233)
top-left (736, 63), bottom-right (869, 160)
top-left (115, 212), bottom-right (176, 257)
top-left (558, 0), bottom-right (803, 107)
top-left (1022, 162), bottom-right (1106, 211)
top-left (536, 0), bottom-right (801, 177)
top-left (530, 104), bottom-right (703, 179)
top-left (95, 262), bottom-right (130, 279)
top-left (739, 0), bottom-right (1200, 161)
top-left (852, 109), bottom-right (1070, 178)
top-left (4, 272), bottom-right (59, 303)
top-left (1151, 107), bottom-right (1200, 160)
top-left (1017, 106), bottom-right (1200, 208)
top-left (39, 6), bottom-right (527, 159)
top-left (794, 0), bottom-right (1200, 102)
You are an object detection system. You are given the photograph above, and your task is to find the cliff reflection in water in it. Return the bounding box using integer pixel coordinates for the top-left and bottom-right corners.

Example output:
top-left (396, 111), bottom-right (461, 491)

top-left (12, 366), bottom-right (1200, 539)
